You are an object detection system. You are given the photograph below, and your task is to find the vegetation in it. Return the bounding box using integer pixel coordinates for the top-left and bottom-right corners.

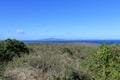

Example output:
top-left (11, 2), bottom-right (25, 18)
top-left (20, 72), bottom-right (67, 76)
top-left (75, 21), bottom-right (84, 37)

top-left (0, 39), bottom-right (29, 63)
top-left (0, 39), bottom-right (120, 80)
top-left (89, 43), bottom-right (120, 80)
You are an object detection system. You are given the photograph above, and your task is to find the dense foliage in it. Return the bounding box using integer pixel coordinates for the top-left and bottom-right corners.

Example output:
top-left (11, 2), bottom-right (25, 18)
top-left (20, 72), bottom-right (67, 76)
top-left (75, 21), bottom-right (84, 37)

top-left (0, 39), bottom-right (29, 62)
top-left (0, 41), bottom-right (120, 80)
top-left (3, 43), bottom-right (94, 80)
top-left (89, 43), bottom-right (120, 80)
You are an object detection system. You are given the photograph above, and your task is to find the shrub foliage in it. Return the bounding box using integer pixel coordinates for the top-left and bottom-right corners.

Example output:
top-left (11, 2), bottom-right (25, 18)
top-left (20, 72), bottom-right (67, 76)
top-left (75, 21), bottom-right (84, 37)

top-left (89, 43), bottom-right (120, 80)
top-left (0, 39), bottom-right (29, 62)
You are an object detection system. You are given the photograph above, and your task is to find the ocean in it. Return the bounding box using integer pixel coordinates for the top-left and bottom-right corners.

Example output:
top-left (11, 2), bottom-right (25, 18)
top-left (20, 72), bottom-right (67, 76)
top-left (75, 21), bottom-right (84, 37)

top-left (22, 40), bottom-right (120, 44)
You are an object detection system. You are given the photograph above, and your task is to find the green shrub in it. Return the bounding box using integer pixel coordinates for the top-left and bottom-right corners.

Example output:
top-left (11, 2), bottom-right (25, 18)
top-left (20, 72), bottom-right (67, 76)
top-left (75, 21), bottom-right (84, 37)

top-left (62, 48), bottom-right (73, 55)
top-left (89, 43), bottom-right (120, 80)
top-left (0, 39), bottom-right (29, 62)
top-left (52, 67), bottom-right (89, 80)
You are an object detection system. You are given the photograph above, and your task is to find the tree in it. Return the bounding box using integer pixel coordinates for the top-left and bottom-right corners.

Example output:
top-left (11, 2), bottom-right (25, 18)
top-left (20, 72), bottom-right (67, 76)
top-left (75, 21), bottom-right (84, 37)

top-left (0, 39), bottom-right (29, 62)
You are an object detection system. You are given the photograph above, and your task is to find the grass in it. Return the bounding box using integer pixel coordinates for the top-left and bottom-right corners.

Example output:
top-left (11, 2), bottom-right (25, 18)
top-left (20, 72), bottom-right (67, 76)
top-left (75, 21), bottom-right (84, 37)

top-left (1, 43), bottom-right (99, 80)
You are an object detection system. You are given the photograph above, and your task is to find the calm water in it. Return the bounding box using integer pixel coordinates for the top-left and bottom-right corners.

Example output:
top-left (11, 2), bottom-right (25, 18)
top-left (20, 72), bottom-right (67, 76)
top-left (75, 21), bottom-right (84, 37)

top-left (22, 40), bottom-right (120, 44)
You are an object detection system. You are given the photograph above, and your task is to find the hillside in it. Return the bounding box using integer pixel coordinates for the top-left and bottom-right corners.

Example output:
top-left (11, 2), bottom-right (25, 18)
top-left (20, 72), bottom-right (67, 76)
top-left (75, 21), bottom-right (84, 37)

top-left (0, 42), bottom-right (120, 80)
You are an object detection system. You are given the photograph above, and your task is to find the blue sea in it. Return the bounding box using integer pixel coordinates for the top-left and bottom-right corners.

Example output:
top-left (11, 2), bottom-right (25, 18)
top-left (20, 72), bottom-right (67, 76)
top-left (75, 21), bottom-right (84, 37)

top-left (22, 40), bottom-right (120, 44)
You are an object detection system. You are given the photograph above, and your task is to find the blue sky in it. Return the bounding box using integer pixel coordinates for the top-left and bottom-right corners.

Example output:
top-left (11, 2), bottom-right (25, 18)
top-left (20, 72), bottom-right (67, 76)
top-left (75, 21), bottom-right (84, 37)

top-left (0, 0), bottom-right (120, 40)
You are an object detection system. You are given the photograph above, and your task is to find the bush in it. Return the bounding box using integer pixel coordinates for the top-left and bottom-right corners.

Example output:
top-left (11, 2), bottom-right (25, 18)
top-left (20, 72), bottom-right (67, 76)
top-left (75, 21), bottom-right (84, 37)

top-left (89, 43), bottom-right (120, 80)
top-left (0, 39), bottom-right (29, 62)
top-left (62, 48), bottom-right (73, 55)
top-left (52, 67), bottom-right (89, 80)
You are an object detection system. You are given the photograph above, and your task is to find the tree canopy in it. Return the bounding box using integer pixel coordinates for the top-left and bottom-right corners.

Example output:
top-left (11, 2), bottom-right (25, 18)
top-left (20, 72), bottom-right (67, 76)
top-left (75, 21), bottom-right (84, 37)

top-left (0, 39), bottom-right (29, 62)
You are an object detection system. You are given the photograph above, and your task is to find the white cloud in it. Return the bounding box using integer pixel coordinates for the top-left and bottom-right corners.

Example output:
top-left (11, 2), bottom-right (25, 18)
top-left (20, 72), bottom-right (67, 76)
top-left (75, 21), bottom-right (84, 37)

top-left (16, 29), bottom-right (25, 34)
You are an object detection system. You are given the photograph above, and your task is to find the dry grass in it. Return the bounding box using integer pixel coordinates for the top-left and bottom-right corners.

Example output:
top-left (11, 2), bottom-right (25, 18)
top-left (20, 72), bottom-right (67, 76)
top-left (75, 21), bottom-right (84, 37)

top-left (3, 43), bottom-right (98, 80)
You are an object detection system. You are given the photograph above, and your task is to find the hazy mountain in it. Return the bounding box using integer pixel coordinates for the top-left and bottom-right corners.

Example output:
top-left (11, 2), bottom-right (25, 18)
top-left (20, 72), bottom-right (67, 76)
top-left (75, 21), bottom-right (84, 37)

top-left (39, 38), bottom-right (65, 41)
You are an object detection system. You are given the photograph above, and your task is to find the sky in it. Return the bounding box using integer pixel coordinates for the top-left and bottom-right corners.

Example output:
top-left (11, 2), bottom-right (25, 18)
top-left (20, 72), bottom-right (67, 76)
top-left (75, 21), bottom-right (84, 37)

top-left (0, 0), bottom-right (120, 40)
